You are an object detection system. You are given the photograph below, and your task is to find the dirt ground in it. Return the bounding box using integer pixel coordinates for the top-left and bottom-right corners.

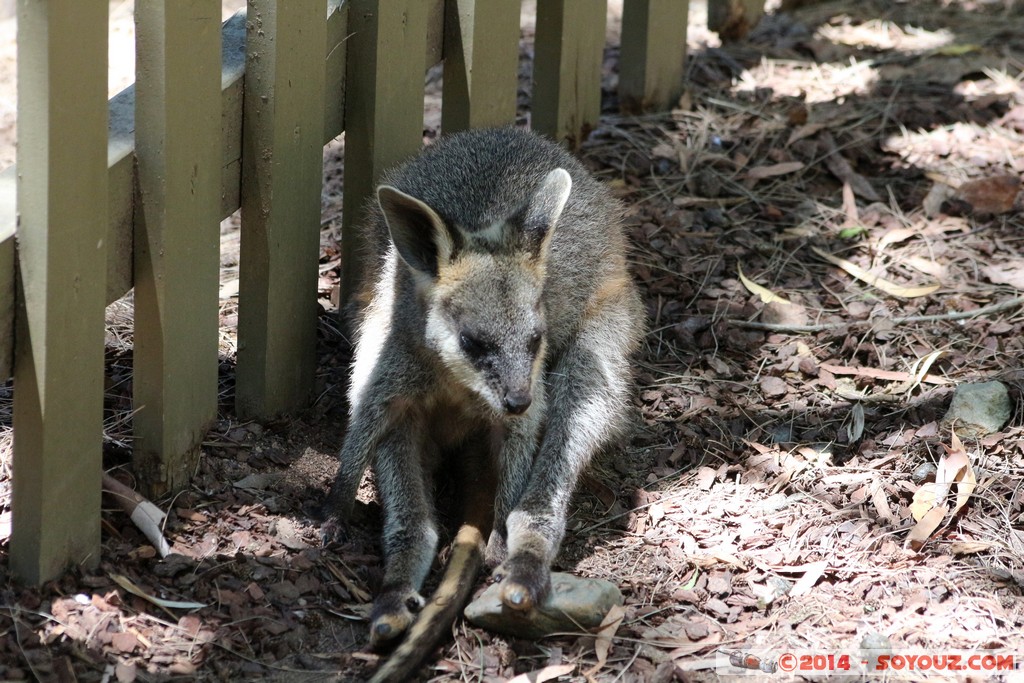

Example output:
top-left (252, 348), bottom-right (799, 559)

top-left (1, 0), bottom-right (1024, 681)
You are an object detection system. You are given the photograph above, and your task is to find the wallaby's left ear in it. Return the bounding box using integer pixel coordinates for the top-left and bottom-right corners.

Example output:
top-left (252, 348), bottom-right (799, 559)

top-left (516, 168), bottom-right (572, 258)
top-left (378, 185), bottom-right (455, 278)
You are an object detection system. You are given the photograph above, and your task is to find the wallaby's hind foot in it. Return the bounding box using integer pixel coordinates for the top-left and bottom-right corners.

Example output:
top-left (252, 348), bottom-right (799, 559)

top-left (494, 553), bottom-right (551, 612)
top-left (369, 588), bottom-right (426, 648)
top-left (319, 515), bottom-right (348, 547)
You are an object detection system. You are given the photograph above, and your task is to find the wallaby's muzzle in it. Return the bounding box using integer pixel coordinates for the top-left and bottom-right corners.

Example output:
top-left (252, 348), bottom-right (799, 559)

top-left (503, 389), bottom-right (533, 415)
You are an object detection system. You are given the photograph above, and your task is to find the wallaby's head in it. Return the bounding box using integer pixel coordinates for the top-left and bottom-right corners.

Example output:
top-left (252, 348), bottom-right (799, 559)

top-left (378, 168), bottom-right (572, 417)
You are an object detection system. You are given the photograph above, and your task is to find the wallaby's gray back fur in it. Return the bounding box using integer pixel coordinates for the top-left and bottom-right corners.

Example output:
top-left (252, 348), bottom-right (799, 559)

top-left (323, 127), bottom-right (644, 678)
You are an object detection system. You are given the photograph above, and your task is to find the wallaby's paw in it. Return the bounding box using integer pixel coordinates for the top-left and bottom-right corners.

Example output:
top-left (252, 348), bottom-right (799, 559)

top-left (484, 530), bottom-right (508, 568)
top-left (319, 516), bottom-right (348, 546)
top-left (368, 589), bottom-right (425, 649)
top-left (493, 554), bottom-right (551, 612)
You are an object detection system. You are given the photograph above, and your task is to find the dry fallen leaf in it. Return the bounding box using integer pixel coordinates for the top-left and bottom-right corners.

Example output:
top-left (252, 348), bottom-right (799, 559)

top-left (952, 174), bottom-right (1021, 215)
top-left (649, 501), bottom-right (665, 526)
top-left (820, 133), bottom-right (881, 201)
top-left (745, 161), bottom-right (805, 181)
top-left (841, 182), bottom-right (858, 223)
top-left (875, 227), bottom-right (918, 251)
top-left (906, 427), bottom-right (977, 549)
top-left (905, 350), bottom-right (946, 394)
top-left (871, 479), bottom-right (896, 524)
top-left (583, 603), bottom-right (626, 679)
top-left (110, 573), bottom-right (207, 612)
top-left (982, 261), bottom-right (1024, 290)
top-left (509, 664), bottom-right (576, 683)
top-left (811, 247), bottom-right (940, 298)
top-left (738, 264), bottom-right (790, 304)
top-left (942, 428), bottom-right (977, 515)
top-left (789, 561), bottom-right (828, 597)
top-left (922, 182), bottom-right (956, 218)
top-left (907, 505), bottom-right (948, 550)
top-left (950, 540), bottom-right (995, 554)
top-left (787, 122), bottom-right (827, 146)
top-left (910, 482), bottom-right (940, 522)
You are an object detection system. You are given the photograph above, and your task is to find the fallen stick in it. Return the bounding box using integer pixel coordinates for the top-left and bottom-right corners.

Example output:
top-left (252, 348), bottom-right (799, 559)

top-left (102, 473), bottom-right (172, 558)
top-left (727, 295), bottom-right (1024, 333)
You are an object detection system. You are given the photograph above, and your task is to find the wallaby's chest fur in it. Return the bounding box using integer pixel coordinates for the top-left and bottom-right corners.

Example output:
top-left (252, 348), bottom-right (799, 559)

top-left (325, 127), bottom-right (643, 681)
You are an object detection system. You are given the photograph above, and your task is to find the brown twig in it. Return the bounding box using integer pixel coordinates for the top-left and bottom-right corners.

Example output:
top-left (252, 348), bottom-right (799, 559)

top-left (727, 296), bottom-right (1024, 333)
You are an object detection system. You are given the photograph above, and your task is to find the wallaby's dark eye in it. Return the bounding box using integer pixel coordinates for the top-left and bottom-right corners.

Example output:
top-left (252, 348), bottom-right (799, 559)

top-left (459, 332), bottom-right (487, 357)
top-left (528, 330), bottom-right (543, 355)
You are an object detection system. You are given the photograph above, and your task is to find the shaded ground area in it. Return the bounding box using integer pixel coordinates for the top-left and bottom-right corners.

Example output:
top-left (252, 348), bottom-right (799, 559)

top-left (1, 0), bottom-right (1024, 681)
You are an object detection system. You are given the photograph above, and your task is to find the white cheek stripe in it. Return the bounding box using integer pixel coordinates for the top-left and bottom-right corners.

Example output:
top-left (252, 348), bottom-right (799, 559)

top-left (426, 308), bottom-right (504, 412)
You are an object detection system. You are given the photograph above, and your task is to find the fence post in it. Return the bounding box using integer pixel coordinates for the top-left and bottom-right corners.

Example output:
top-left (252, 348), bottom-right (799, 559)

top-left (132, 0), bottom-right (223, 496)
top-left (532, 0), bottom-right (606, 150)
top-left (0, 170), bottom-right (12, 379)
top-left (619, 0), bottom-right (689, 114)
top-left (442, 0), bottom-right (520, 134)
top-left (236, 0), bottom-right (328, 419)
top-left (340, 0), bottom-right (429, 304)
top-left (11, 0), bottom-right (108, 583)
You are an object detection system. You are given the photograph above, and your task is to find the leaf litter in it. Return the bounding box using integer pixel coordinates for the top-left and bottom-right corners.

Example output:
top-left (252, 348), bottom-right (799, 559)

top-left (0, 0), bottom-right (1023, 681)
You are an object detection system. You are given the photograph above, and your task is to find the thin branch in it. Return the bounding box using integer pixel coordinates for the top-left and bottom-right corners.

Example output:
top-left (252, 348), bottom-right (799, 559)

top-left (727, 296), bottom-right (1024, 333)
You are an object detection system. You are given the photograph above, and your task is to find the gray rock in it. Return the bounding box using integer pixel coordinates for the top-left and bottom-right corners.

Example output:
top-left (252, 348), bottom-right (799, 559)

top-left (941, 381), bottom-right (1011, 438)
top-left (762, 301), bottom-right (808, 327)
top-left (464, 572), bottom-right (623, 639)
top-left (859, 631), bottom-right (892, 674)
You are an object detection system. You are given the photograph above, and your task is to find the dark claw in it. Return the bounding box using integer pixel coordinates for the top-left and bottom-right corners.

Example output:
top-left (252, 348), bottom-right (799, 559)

top-left (494, 552), bottom-right (551, 612)
top-left (319, 517), bottom-right (347, 546)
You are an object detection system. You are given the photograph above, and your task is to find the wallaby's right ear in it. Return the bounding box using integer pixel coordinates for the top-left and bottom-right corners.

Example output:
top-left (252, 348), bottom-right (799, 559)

top-left (378, 186), bottom-right (454, 278)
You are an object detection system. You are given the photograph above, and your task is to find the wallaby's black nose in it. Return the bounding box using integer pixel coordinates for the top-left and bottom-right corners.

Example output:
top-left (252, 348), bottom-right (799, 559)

top-left (503, 391), bottom-right (532, 415)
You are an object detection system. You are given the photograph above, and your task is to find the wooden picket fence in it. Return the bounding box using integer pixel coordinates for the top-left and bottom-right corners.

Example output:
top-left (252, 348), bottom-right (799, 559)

top-left (0, 0), bottom-right (692, 584)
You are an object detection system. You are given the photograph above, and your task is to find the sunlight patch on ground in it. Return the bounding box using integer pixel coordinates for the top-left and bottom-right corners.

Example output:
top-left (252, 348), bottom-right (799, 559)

top-left (883, 122), bottom-right (1024, 178)
top-left (816, 18), bottom-right (955, 53)
top-left (733, 56), bottom-right (879, 103)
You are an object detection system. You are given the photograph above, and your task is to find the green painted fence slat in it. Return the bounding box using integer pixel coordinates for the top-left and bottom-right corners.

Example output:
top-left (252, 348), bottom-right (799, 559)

top-left (132, 0), bottom-right (223, 496)
top-left (532, 0), bottom-right (606, 149)
top-left (619, 0), bottom-right (688, 114)
top-left (442, 0), bottom-right (520, 134)
top-left (340, 0), bottom-right (429, 303)
top-left (0, 168), bottom-right (13, 379)
top-left (12, 0), bottom-right (108, 584)
top-left (236, 0), bottom-right (328, 419)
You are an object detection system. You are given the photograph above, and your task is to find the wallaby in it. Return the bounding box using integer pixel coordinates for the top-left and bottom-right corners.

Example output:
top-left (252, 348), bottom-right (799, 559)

top-left (322, 127), bottom-right (644, 682)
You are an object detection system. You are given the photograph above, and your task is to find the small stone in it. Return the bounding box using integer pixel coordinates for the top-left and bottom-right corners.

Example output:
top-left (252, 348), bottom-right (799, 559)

top-left (860, 631), bottom-right (892, 671)
top-left (115, 661), bottom-right (137, 683)
top-left (760, 376), bottom-right (788, 397)
top-left (762, 301), bottom-right (808, 327)
top-left (941, 381), bottom-right (1011, 438)
top-left (464, 572), bottom-right (622, 639)
top-left (912, 461), bottom-right (937, 485)
top-left (683, 620), bottom-right (710, 640)
top-left (111, 632), bottom-right (139, 654)
top-left (704, 598), bottom-right (731, 618)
